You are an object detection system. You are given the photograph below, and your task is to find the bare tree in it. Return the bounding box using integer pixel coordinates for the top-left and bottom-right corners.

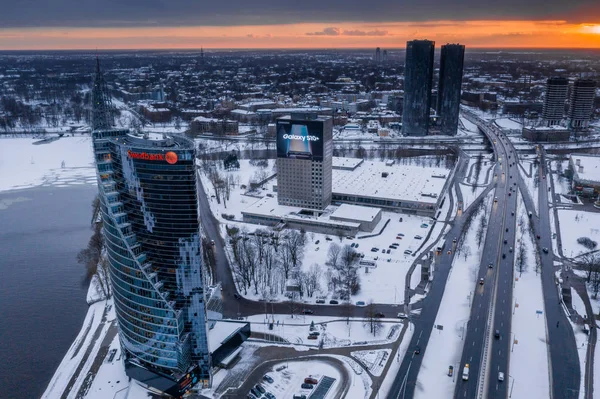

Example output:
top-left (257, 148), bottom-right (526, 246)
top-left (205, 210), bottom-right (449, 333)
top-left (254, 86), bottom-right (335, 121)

top-left (364, 301), bottom-right (383, 336)
top-left (462, 245), bottom-right (472, 261)
top-left (283, 230), bottom-right (305, 269)
top-left (580, 252), bottom-right (600, 283)
top-left (516, 237), bottom-right (527, 276)
top-left (476, 212), bottom-right (487, 249)
top-left (327, 243), bottom-right (342, 268)
top-left (301, 263), bottom-right (322, 298)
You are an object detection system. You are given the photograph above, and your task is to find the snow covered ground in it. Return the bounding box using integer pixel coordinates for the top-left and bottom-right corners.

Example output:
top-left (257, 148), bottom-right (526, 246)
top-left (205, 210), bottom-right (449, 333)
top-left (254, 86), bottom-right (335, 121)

top-left (351, 349), bottom-right (392, 377)
top-left (460, 183), bottom-right (487, 210)
top-left (414, 192), bottom-right (493, 399)
top-left (519, 159), bottom-right (539, 214)
top-left (252, 359), bottom-right (346, 399)
top-left (556, 210), bottom-right (600, 258)
top-left (378, 325), bottom-right (414, 397)
top-left (508, 191), bottom-right (550, 399)
top-left (550, 160), bottom-right (571, 196)
top-left (460, 116), bottom-right (480, 133)
top-left (246, 314), bottom-right (403, 347)
top-left (0, 136), bottom-right (96, 192)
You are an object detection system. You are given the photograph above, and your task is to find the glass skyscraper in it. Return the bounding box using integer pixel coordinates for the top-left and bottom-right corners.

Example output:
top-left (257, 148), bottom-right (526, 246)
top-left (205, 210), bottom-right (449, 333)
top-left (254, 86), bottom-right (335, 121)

top-left (92, 129), bottom-right (211, 396)
top-left (402, 40), bottom-right (435, 136)
top-left (437, 44), bottom-right (465, 136)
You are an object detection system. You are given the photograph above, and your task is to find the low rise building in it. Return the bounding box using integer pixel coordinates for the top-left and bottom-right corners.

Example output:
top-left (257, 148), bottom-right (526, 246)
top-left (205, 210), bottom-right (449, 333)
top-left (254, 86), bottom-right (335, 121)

top-left (570, 154), bottom-right (600, 196)
top-left (189, 116), bottom-right (239, 136)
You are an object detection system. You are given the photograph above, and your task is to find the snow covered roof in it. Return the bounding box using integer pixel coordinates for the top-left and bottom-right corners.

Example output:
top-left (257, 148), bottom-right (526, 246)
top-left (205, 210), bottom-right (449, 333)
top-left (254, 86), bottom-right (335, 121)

top-left (571, 154), bottom-right (600, 184)
top-left (330, 204), bottom-right (381, 222)
top-left (208, 321), bottom-right (248, 353)
top-left (332, 160), bottom-right (449, 204)
top-left (332, 157), bottom-right (363, 170)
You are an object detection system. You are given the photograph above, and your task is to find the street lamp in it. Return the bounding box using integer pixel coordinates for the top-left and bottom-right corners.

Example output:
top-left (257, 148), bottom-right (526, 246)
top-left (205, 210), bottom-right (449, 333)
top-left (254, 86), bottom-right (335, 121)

top-left (509, 375), bottom-right (515, 398)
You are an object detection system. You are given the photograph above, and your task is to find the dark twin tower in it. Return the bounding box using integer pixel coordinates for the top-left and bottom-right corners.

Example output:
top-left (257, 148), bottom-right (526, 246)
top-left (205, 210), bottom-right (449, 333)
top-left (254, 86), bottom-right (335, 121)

top-left (402, 40), bottom-right (465, 136)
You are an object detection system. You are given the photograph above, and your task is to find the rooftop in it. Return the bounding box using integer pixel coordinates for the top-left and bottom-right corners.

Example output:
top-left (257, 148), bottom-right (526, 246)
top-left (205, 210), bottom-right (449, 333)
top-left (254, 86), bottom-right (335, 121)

top-left (332, 158), bottom-right (450, 204)
top-left (330, 204), bottom-right (380, 222)
top-left (571, 154), bottom-right (600, 184)
top-left (208, 321), bottom-right (248, 353)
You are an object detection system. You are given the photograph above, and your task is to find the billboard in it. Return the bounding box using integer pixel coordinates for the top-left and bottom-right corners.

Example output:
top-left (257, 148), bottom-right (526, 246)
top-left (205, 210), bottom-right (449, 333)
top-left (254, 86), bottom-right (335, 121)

top-left (276, 120), bottom-right (324, 161)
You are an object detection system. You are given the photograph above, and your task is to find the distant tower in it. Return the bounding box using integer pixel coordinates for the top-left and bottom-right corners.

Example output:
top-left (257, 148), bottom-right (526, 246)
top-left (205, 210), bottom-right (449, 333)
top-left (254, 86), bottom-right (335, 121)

top-left (382, 49), bottom-right (388, 63)
top-left (375, 47), bottom-right (381, 63)
top-left (569, 79), bottom-right (596, 130)
top-left (542, 77), bottom-right (568, 127)
top-left (402, 40), bottom-right (435, 136)
top-left (91, 57), bottom-right (114, 131)
top-left (437, 43), bottom-right (465, 136)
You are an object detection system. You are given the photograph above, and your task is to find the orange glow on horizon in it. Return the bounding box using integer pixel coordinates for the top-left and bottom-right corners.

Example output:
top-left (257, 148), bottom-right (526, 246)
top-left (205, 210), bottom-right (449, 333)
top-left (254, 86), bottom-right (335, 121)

top-left (1, 20), bottom-right (599, 50)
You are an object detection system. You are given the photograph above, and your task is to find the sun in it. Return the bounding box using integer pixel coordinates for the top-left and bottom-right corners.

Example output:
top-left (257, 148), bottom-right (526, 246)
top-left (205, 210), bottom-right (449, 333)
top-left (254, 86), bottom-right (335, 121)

top-left (583, 24), bottom-right (600, 34)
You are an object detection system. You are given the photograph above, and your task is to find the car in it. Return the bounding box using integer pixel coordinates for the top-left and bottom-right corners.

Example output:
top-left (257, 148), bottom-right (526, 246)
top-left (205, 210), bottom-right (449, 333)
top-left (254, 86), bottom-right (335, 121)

top-left (396, 236), bottom-right (403, 240)
top-left (304, 377), bottom-right (319, 385)
top-left (387, 249), bottom-right (391, 254)
top-left (479, 278), bottom-right (484, 285)
top-left (263, 375), bottom-right (274, 384)
top-left (301, 383), bottom-right (314, 390)
top-left (355, 243), bottom-right (359, 248)
top-left (389, 245), bottom-right (396, 249)
top-left (414, 235), bottom-right (423, 240)
top-left (325, 237), bottom-right (332, 241)
top-left (414, 346), bottom-right (421, 355)
top-left (511, 212), bottom-right (514, 216)
top-left (315, 240), bottom-right (320, 245)
top-left (404, 250), bottom-right (413, 255)
top-left (307, 335), bottom-right (318, 340)
top-left (398, 233), bottom-right (405, 237)
top-left (356, 301), bottom-right (366, 306)
top-left (234, 293), bottom-right (242, 300)
top-left (265, 393), bottom-right (276, 399)
top-left (247, 394), bottom-right (256, 399)
top-left (506, 228), bottom-right (509, 232)
top-left (210, 240), bottom-right (215, 246)
top-left (293, 395), bottom-right (307, 399)
top-left (488, 263), bottom-right (493, 268)
top-left (536, 235), bottom-right (540, 239)
top-left (453, 238), bottom-right (457, 243)
top-left (508, 192), bottom-right (512, 196)
top-left (509, 246), bottom-right (513, 253)
top-left (397, 312), bottom-right (407, 319)
top-left (315, 247), bottom-right (319, 251)
top-left (256, 384), bottom-right (266, 394)
top-left (502, 253), bottom-right (506, 259)
top-left (309, 331), bottom-right (320, 337)
top-left (351, 243), bottom-right (356, 248)
top-left (375, 312), bottom-right (385, 318)
top-left (250, 388), bottom-right (261, 397)
top-left (504, 239), bottom-right (508, 244)
top-left (420, 223), bottom-right (429, 228)
top-left (302, 309), bottom-right (314, 315)
top-left (371, 247), bottom-right (378, 252)
top-left (329, 300), bottom-right (339, 305)
top-left (494, 197), bottom-right (498, 202)
top-left (498, 372), bottom-right (505, 382)
top-left (543, 247), bottom-right (549, 253)
top-left (316, 299), bottom-right (325, 304)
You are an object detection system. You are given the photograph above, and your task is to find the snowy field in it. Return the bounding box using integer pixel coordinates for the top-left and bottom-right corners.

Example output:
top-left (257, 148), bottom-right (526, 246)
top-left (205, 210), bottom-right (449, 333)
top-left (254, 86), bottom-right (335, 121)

top-left (557, 210), bottom-right (600, 258)
top-left (508, 192), bottom-right (550, 399)
top-left (460, 183), bottom-right (487, 210)
top-left (414, 192), bottom-right (493, 399)
top-left (351, 349), bottom-right (392, 376)
top-left (519, 159), bottom-right (539, 214)
top-left (246, 314), bottom-right (403, 347)
top-left (460, 116), bottom-right (480, 133)
top-left (0, 136), bottom-right (96, 192)
top-left (550, 160), bottom-right (571, 196)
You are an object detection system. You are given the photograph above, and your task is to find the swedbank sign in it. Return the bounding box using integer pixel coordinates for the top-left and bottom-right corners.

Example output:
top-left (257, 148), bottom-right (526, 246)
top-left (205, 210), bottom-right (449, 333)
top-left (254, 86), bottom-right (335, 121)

top-left (128, 150), bottom-right (178, 164)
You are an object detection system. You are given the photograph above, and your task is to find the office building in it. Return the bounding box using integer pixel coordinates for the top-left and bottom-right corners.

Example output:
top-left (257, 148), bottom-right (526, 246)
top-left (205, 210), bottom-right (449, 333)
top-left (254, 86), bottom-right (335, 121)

top-left (276, 116), bottom-right (333, 209)
top-left (92, 130), bottom-right (211, 397)
top-left (569, 79), bottom-right (596, 130)
top-left (382, 49), bottom-right (388, 63)
top-left (437, 44), bottom-right (465, 135)
top-left (375, 47), bottom-right (381, 63)
top-left (402, 40), bottom-right (435, 136)
top-left (542, 77), bottom-right (568, 126)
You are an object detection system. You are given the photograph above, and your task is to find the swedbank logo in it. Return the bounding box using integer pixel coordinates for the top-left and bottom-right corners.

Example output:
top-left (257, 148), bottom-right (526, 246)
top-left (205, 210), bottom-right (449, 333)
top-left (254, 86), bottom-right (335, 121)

top-left (165, 151), bottom-right (178, 164)
top-left (127, 150), bottom-right (178, 164)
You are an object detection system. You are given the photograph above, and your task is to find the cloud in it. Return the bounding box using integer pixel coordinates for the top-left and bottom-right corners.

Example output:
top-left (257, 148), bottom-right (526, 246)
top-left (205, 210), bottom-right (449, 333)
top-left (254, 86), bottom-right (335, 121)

top-left (306, 27), bottom-right (341, 36)
top-left (306, 27), bottom-right (390, 36)
top-left (342, 29), bottom-right (389, 36)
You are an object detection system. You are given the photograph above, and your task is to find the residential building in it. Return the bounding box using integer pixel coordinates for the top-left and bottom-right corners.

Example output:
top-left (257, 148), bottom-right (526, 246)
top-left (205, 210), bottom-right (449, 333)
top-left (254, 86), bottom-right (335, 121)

top-left (542, 77), bottom-right (568, 126)
top-left (437, 44), bottom-right (465, 135)
top-left (569, 79), bottom-right (596, 130)
top-left (402, 40), bottom-right (435, 136)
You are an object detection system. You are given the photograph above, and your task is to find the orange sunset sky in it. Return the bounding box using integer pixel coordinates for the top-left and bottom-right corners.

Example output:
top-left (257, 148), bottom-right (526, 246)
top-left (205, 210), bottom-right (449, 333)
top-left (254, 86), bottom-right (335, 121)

top-left (0, 21), bottom-right (600, 50)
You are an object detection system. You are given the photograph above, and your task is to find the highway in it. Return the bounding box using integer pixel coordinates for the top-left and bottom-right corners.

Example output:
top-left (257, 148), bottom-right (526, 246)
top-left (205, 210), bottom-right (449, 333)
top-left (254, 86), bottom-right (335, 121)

top-left (464, 112), bottom-right (581, 399)
top-left (453, 117), bottom-right (518, 399)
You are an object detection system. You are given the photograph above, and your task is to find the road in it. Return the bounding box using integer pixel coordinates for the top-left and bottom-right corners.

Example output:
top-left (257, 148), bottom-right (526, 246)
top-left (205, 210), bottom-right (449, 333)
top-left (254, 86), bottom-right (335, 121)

top-left (453, 116), bottom-right (518, 399)
top-left (464, 112), bottom-right (581, 399)
top-left (386, 158), bottom-right (494, 398)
